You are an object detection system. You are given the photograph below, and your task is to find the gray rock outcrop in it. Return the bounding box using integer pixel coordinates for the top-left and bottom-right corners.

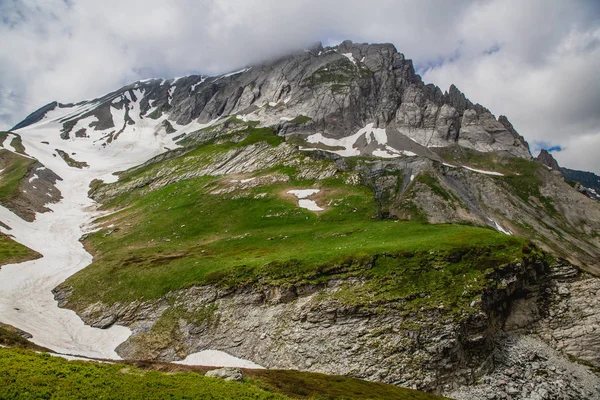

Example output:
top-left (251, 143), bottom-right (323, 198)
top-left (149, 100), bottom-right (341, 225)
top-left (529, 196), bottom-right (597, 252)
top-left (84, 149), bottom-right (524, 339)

top-left (536, 149), bottom-right (561, 171)
top-left (205, 367), bottom-right (244, 382)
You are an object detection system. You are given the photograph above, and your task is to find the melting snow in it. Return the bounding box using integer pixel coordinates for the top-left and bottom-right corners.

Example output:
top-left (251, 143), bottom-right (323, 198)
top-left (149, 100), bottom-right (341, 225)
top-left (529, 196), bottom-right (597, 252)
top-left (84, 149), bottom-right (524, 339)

top-left (0, 100), bottom-right (221, 359)
top-left (168, 86), bottom-right (176, 104)
top-left (189, 77), bottom-right (206, 93)
top-left (176, 350), bottom-right (264, 369)
top-left (342, 52), bottom-right (357, 65)
top-left (28, 174), bottom-right (39, 183)
top-left (214, 67), bottom-right (251, 82)
top-left (287, 189), bottom-right (323, 211)
top-left (306, 123), bottom-right (384, 157)
top-left (488, 218), bottom-right (512, 235)
top-left (463, 166), bottom-right (504, 176)
top-left (305, 123), bottom-right (414, 159)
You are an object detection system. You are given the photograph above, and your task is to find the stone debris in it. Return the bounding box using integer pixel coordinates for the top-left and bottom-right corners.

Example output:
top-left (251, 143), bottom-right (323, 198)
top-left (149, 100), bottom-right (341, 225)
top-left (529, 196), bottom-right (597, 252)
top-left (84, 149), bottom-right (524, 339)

top-left (205, 367), bottom-right (244, 382)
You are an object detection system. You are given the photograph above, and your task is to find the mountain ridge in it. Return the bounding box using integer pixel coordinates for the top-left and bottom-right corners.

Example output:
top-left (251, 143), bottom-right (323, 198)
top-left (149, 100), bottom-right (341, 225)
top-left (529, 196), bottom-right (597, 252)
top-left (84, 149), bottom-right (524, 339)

top-left (12, 40), bottom-right (531, 159)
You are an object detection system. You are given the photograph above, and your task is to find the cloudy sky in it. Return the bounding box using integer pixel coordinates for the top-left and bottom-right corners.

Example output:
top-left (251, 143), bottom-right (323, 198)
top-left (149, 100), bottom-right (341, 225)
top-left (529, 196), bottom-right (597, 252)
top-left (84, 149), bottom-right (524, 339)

top-left (1, 0), bottom-right (599, 173)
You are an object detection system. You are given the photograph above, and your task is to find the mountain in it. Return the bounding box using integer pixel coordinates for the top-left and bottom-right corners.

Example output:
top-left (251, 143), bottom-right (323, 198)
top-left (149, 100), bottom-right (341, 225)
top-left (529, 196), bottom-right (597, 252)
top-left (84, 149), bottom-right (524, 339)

top-left (562, 167), bottom-right (600, 201)
top-left (535, 148), bottom-right (600, 201)
top-left (1, 40), bottom-right (600, 399)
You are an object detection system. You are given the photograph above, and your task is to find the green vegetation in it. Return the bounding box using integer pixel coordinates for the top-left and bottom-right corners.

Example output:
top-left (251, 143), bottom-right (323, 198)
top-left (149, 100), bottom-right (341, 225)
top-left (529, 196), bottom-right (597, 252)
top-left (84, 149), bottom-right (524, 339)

top-left (437, 148), bottom-right (558, 216)
top-left (0, 348), bottom-right (283, 400)
top-left (567, 355), bottom-right (600, 377)
top-left (0, 348), bottom-right (447, 400)
top-left (55, 149), bottom-right (89, 169)
top-left (63, 126), bottom-right (529, 317)
top-left (414, 173), bottom-right (456, 203)
top-left (0, 323), bottom-right (48, 351)
top-left (0, 149), bottom-right (36, 203)
top-left (0, 132), bottom-right (27, 155)
top-left (303, 58), bottom-right (358, 88)
top-left (287, 115), bottom-right (312, 125)
top-left (246, 369), bottom-right (448, 399)
top-left (0, 233), bottom-right (41, 267)
top-left (9, 136), bottom-right (26, 155)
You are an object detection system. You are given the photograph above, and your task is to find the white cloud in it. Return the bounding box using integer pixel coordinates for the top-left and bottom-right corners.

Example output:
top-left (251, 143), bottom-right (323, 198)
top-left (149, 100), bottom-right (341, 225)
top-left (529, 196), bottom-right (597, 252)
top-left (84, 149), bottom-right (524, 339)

top-left (1, 0), bottom-right (599, 173)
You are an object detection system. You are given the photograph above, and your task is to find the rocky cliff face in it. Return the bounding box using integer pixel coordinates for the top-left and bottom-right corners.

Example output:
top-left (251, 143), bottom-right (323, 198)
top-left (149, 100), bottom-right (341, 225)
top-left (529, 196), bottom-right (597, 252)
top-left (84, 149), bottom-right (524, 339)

top-left (54, 254), bottom-right (551, 392)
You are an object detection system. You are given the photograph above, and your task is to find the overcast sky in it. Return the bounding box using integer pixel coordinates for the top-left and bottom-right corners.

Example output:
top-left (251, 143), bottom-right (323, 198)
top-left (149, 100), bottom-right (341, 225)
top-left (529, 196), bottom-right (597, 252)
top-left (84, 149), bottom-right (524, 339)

top-left (1, 0), bottom-right (599, 173)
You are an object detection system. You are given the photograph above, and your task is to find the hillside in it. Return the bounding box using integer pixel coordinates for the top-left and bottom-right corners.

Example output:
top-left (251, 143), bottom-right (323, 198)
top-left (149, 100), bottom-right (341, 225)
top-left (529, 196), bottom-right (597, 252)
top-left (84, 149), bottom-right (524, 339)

top-left (0, 347), bottom-right (447, 400)
top-left (1, 40), bottom-right (599, 399)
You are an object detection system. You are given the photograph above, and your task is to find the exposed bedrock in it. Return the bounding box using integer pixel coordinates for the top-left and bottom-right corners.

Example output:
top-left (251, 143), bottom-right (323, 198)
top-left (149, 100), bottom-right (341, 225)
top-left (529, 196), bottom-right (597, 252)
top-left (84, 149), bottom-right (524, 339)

top-left (55, 254), bottom-right (562, 393)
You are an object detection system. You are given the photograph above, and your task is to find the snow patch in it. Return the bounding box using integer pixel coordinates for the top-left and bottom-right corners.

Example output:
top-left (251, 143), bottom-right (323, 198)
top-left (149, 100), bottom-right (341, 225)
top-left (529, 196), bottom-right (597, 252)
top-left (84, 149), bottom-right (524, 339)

top-left (342, 52), bottom-right (357, 65)
top-left (304, 123), bottom-right (414, 159)
top-left (306, 123), bottom-right (382, 157)
top-left (176, 350), bottom-right (264, 369)
top-left (463, 166), bottom-right (504, 176)
top-left (214, 67), bottom-right (251, 82)
top-left (488, 218), bottom-right (512, 235)
top-left (0, 99), bottom-right (222, 359)
top-left (372, 149), bottom-right (400, 158)
top-left (287, 189), bottom-right (323, 211)
top-left (189, 77), bottom-right (206, 93)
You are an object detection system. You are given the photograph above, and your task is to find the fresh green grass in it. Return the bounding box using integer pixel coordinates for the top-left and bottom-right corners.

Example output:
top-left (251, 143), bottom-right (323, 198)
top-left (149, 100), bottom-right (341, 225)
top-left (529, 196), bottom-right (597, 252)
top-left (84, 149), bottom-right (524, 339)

top-left (0, 348), bottom-right (447, 400)
top-left (287, 115), bottom-right (312, 125)
top-left (0, 233), bottom-right (41, 267)
top-left (65, 148), bottom-right (528, 316)
top-left (0, 323), bottom-right (48, 351)
top-left (0, 348), bottom-right (284, 400)
top-left (0, 149), bottom-right (36, 203)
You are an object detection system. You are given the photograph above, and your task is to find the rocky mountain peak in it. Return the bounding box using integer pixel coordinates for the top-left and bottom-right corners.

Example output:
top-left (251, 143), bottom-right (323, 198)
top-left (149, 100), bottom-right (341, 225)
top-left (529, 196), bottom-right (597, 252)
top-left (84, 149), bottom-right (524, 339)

top-left (12, 41), bottom-right (532, 159)
top-left (536, 149), bottom-right (561, 171)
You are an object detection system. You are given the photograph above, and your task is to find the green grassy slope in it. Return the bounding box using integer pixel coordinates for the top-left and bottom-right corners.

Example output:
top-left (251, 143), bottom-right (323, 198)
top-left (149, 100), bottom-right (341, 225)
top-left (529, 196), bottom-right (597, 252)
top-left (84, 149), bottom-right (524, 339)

top-left (0, 348), bottom-right (448, 400)
top-left (0, 149), bottom-right (35, 204)
top-left (0, 323), bottom-right (48, 351)
top-left (63, 127), bottom-right (530, 316)
top-left (0, 233), bottom-right (41, 267)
